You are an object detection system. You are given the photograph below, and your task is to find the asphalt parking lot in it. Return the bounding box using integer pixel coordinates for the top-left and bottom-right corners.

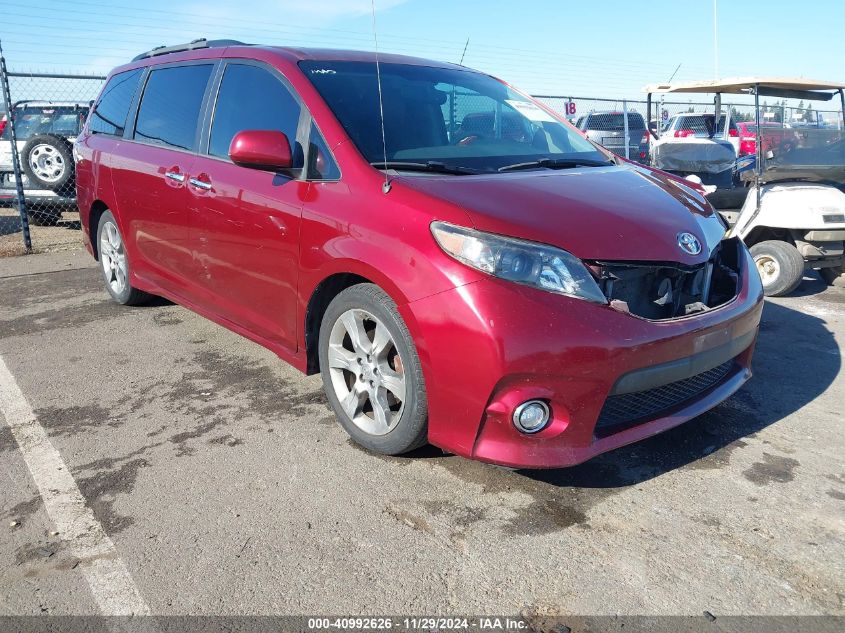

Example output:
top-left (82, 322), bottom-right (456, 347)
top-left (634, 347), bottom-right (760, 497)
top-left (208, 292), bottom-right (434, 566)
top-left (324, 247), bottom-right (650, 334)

top-left (0, 249), bottom-right (843, 618)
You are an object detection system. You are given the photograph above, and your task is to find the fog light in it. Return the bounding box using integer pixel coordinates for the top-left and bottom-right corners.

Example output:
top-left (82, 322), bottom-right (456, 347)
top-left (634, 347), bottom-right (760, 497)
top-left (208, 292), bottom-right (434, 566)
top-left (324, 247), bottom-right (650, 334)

top-left (512, 400), bottom-right (550, 434)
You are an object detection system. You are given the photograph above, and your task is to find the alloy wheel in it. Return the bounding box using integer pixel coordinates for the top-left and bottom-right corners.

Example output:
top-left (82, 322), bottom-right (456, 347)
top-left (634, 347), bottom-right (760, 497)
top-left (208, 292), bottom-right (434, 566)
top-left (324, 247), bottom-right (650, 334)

top-left (100, 221), bottom-right (128, 295)
top-left (327, 309), bottom-right (406, 436)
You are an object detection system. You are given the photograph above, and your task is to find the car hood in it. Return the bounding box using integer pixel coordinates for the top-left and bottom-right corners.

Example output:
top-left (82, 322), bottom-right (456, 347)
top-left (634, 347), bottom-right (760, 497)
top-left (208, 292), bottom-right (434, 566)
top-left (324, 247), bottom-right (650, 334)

top-left (399, 164), bottom-right (726, 264)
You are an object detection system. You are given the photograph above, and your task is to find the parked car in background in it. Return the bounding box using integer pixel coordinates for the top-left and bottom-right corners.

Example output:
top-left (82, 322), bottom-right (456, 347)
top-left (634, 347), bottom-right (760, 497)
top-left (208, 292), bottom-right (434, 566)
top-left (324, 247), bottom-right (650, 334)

top-left (736, 121), bottom-right (800, 157)
top-left (0, 101), bottom-right (87, 224)
top-left (76, 40), bottom-right (763, 468)
top-left (575, 111), bottom-right (649, 163)
top-left (662, 113), bottom-right (740, 154)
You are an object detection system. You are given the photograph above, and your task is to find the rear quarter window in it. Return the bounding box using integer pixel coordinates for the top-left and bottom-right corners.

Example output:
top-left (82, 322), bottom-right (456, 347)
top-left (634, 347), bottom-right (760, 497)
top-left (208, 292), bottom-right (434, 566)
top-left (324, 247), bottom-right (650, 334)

top-left (90, 68), bottom-right (143, 136)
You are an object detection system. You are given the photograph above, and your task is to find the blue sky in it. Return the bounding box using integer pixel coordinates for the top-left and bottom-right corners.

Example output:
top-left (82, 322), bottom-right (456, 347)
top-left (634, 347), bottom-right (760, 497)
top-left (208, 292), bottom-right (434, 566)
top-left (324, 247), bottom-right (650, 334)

top-left (2, 0), bottom-right (842, 100)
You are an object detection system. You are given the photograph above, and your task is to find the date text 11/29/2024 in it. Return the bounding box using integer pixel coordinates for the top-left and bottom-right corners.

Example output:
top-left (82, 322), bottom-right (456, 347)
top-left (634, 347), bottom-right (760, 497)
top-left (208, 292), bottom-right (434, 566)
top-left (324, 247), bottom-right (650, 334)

top-left (307, 617), bottom-right (529, 630)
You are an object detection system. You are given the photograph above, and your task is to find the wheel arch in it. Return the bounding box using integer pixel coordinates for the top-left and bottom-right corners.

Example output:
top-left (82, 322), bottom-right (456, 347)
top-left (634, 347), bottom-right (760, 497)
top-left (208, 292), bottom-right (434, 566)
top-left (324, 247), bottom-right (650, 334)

top-left (88, 200), bottom-right (111, 260)
top-left (302, 261), bottom-right (415, 376)
top-left (743, 225), bottom-right (793, 249)
top-left (304, 272), bottom-right (375, 375)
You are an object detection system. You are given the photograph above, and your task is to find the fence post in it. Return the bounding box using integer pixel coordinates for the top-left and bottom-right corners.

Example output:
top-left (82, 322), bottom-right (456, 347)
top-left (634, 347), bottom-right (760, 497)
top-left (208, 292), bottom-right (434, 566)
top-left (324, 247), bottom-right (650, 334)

top-left (0, 43), bottom-right (31, 252)
top-left (622, 99), bottom-right (630, 160)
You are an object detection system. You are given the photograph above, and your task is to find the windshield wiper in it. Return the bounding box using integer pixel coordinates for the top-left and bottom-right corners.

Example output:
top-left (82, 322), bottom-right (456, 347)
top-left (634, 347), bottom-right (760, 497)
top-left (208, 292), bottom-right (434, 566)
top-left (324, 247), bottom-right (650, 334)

top-left (370, 161), bottom-right (478, 176)
top-left (498, 158), bottom-right (614, 172)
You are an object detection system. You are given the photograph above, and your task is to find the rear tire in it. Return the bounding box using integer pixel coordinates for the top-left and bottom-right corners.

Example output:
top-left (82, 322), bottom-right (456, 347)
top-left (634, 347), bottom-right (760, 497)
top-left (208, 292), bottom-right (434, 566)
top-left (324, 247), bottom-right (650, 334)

top-left (819, 265), bottom-right (845, 288)
top-left (96, 210), bottom-right (150, 306)
top-left (750, 240), bottom-right (805, 297)
top-left (318, 284), bottom-right (428, 455)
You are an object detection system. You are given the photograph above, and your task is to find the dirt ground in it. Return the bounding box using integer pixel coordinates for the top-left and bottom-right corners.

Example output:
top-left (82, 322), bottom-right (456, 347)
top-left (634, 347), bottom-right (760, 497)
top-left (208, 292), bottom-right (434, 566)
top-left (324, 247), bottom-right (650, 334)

top-left (0, 207), bottom-right (83, 257)
top-left (0, 248), bottom-right (843, 625)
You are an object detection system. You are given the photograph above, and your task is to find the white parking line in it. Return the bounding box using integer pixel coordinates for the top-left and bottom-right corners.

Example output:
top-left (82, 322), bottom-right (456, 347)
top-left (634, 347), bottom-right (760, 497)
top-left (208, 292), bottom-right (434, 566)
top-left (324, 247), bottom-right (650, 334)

top-left (0, 354), bottom-right (150, 616)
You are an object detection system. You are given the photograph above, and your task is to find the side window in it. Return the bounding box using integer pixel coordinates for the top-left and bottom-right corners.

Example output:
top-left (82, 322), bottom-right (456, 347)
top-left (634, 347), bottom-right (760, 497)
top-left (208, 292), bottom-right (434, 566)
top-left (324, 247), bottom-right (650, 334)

top-left (134, 64), bottom-right (213, 151)
top-left (209, 63), bottom-right (303, 166)
top-left (306, 122), bottom-right (340, 180)
top-left (89, 68), bottom-right (143, 136)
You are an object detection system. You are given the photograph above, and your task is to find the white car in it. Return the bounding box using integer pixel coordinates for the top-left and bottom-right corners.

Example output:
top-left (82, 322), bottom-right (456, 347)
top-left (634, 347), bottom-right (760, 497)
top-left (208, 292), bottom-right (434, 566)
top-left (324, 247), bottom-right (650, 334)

top-left (0, 101), bottom-right (88, 223)
top-left (661, 113), bottom-right (741, 155)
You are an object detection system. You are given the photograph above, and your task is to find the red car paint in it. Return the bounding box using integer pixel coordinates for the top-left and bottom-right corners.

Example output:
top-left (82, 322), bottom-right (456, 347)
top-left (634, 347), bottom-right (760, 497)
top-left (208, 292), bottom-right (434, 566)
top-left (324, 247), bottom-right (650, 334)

top-left (737, 121), bottom-right (800, 157)
top-left (75, 45), bottom-right (763, 468)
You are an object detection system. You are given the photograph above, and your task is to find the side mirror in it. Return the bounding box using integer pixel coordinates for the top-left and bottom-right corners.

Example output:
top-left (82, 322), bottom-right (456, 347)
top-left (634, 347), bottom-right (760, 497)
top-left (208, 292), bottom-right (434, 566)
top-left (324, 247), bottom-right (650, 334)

top-left (229, 130), bottom-right (292, 171)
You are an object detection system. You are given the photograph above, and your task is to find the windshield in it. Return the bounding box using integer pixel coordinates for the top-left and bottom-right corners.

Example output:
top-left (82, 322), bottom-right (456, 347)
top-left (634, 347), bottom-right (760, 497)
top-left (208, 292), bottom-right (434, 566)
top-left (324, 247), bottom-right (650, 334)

top-left (300, 60), bottom-right (607, 173)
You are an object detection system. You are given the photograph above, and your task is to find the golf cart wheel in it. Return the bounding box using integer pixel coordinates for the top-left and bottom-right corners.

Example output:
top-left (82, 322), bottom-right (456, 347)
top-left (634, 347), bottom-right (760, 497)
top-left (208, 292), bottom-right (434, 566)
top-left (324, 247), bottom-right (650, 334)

top-left (21, 134), bottom-right (75, 193)
top-left (819, 266), bottom-right (845, 288)
top-left (750, 240), bottom-right (805, 297)
top-left (318, 283), bottom-right (428, 456)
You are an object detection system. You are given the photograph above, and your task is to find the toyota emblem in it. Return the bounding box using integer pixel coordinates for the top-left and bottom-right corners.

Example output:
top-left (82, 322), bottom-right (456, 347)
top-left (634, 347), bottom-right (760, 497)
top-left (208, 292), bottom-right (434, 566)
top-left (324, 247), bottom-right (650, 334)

top-left (677, 232), bottom-right (702, 255)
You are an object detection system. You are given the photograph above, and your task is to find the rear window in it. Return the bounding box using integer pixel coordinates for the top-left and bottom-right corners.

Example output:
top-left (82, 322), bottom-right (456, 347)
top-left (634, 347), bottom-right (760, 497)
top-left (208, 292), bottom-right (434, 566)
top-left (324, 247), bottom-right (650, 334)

top-left (677, 114), bottom-right (737, 134)
top-left (1, 107), bottom-right (86, 141)
top-left (90, 68), bottom-right (143, 136)
top-left (134, 64), bottom-right (213, 151)
top-left (585, 112), bottom-right (645, 131)
top-left (677, 116), bottom-right (710, 133)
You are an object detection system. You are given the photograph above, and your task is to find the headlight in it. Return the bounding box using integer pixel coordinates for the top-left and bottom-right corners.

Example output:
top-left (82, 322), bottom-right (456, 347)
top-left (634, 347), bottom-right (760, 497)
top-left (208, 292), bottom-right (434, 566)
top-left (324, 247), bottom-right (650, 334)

top-left (431, 221), bottom-right (607, 303)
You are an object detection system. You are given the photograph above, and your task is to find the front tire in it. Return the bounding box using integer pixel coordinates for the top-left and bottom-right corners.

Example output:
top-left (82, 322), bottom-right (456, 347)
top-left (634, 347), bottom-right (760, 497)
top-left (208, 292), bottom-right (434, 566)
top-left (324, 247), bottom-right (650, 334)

top-left (750, 240), bottom-right (805, 297)
top-left (96, 210), bottom-right (150, 306)
top-left (318, 284), bottom-right (428, 455)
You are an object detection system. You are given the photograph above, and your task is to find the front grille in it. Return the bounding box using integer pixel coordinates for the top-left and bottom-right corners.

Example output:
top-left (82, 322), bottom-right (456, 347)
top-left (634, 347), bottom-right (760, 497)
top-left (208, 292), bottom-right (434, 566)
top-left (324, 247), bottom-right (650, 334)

top-left (596, 237), bottom-right (743, 320)
top-left (595, 360), bottom-right (735, 435)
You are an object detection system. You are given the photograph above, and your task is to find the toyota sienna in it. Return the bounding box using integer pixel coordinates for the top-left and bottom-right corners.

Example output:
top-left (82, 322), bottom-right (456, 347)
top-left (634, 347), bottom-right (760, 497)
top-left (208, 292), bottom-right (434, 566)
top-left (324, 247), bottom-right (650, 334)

top-left (75, 40), bottom-right (764, 468)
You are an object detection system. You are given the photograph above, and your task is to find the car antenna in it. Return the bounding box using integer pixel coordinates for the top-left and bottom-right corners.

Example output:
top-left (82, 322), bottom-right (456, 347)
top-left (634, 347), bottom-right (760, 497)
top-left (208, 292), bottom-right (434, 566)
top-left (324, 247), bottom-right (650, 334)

top-left (370, 0), bottom-right (391, 194)
top-left (459, 38), bottom-right (470, 65)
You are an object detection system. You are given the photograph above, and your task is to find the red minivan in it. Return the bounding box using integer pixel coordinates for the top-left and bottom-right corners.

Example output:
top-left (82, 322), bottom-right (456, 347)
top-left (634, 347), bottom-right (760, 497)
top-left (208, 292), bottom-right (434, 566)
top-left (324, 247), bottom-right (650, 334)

top-left (75, 40), bottom-right (764, 468)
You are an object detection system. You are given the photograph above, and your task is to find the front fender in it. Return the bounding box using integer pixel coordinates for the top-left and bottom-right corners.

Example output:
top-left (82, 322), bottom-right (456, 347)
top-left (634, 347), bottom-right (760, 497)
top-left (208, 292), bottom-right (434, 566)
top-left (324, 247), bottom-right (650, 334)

top-left (296, 180), bottom-right (485, 353)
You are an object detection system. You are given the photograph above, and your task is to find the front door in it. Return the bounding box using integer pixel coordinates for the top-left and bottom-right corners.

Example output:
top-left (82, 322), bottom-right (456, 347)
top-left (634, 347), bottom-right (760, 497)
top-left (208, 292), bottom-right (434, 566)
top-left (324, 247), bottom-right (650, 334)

top-left (187, 62), bottom-right (307, 351)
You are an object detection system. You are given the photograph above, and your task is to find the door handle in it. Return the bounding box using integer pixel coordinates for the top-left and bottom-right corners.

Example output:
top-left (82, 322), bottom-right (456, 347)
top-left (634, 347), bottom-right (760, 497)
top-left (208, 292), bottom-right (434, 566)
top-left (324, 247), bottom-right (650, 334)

top-left (164, 171), bottom-right (185, 183)
top-left (189, 177), bottom-right (212, 191)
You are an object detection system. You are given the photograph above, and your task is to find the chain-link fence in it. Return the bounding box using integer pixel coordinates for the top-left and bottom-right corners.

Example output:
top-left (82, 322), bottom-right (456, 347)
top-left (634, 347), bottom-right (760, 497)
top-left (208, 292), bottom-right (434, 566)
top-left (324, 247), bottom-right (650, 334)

top-left (0, 61), bottom-right (105, 256)
top-left (537, 95), bottom-right (843, 130)
top-left (1, 59), bottom-right (843, 256)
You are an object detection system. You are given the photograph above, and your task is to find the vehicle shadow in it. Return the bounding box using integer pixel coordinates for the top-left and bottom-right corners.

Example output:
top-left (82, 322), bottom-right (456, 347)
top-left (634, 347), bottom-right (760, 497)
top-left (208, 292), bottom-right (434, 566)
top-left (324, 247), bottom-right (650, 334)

top-left (0, 213), bottom-right (22, 236)
top-left (788, 271), bottom-right (831, 298)
top-left (519, 298), bottom-right (840, 488)
top-left (0, 212), bottom-right (81, 234)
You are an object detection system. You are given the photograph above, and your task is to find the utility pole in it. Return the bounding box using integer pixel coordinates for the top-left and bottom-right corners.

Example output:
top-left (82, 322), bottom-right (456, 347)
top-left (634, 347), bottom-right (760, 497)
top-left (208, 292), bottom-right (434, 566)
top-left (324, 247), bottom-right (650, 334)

top-left (713, 0), bottom-right (719, 78)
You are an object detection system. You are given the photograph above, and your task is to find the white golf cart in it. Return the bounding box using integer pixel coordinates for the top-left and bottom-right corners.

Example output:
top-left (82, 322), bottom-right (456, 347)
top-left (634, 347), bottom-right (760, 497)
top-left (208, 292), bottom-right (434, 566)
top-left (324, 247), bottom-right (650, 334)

top-left (645, 78), bottom-right (845, 296)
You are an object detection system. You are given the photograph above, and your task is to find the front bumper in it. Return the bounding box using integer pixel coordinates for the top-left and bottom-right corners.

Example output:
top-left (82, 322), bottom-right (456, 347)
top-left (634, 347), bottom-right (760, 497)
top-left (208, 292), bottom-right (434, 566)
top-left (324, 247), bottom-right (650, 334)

top-left (402, 246), bottom-right (764, 468)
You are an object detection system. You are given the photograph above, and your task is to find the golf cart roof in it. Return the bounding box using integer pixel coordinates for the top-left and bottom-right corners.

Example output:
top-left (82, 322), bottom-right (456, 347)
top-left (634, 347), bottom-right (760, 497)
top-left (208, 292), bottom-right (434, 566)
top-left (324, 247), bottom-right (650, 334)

top-left (644, 77), bottom-right (845, 101)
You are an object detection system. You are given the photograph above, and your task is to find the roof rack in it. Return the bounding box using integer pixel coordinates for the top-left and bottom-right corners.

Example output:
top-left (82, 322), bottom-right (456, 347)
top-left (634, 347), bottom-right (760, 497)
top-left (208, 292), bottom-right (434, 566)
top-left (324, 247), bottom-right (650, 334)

top-left (131, 38), bottom-right (249, 62)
